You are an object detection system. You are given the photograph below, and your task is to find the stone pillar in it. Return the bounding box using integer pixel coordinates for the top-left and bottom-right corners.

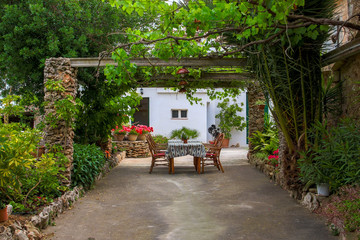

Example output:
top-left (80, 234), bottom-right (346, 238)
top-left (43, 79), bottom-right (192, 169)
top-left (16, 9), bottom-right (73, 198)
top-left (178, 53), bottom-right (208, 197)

top-left (44, 58), bottom-right (77, 186)
top-left (247, 82), bottom-right (265, 154)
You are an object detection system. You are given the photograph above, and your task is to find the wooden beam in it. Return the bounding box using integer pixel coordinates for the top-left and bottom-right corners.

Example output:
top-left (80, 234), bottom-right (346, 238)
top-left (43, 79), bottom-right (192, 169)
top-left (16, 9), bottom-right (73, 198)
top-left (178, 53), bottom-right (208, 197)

top-left (322, 38), bottom-right (360, 67)
top-left (148, 72), bottom-right (253, 81)
top-left (137, 81), bottom-right (245, 88)
top-left (70, 57), bottom-right (247, 68)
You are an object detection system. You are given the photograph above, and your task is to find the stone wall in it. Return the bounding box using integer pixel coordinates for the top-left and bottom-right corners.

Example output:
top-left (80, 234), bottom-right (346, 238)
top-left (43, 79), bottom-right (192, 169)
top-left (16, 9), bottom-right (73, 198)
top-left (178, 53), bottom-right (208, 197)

top-left (247, 82), bottom-right (265, 154)
top-left (114, 140), bottom-right (150, 158)
top-left (339, 53), bottom-right (360, 122)
top-left (44, 58), bottom-right (77, 186)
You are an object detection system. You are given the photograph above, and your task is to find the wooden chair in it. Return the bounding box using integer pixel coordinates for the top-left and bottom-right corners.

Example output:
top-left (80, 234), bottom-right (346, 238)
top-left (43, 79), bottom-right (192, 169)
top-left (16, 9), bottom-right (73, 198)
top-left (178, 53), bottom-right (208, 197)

top-left (201, 133), bottom-right (225, 173)
top-left (203, 133), bottom-right (223, 150)
top-left (146, 134), bottom-right (170, 173)
top-left (146, 134), bottom-right (167, 152)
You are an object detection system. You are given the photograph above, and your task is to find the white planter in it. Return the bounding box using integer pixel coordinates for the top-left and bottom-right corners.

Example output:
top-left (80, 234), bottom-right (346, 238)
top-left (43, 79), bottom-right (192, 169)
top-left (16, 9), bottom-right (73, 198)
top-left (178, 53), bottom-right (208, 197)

top-left (317, 183), bottom-right (330, 196)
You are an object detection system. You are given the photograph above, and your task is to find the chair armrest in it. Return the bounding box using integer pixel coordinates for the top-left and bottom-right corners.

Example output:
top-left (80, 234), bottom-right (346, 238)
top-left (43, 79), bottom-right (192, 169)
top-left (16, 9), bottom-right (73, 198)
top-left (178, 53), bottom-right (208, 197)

top-left (203, 143), bottom-right (214, 148)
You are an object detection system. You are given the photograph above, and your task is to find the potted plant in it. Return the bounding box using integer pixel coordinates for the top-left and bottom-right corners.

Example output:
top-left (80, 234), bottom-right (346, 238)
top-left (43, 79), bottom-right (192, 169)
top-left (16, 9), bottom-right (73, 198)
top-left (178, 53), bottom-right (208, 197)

top-left (136, 125), bottom-right (154, 141)
top-left (127, 126), bottom-right (139, 141)
top-left (0, 200), bottom-right (8, 222)
top-left (298, 153), bottom-right (330, 197)
top-left (208, 124), bottom-right (220, 144)
top-left (170, 127), bottom-right (199, 143)
top-left (215, 98), bottom-right (246, 147)
top-left (112, 126), bottom-right (127, 141)
top-left (255, 99), bottom-right (266, 110)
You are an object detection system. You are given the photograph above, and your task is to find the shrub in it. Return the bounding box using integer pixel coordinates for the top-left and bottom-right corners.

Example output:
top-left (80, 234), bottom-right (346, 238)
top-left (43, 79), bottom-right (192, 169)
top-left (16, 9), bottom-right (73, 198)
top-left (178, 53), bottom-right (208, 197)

top-left (299, 119), bottom-right (360, 190)
top-left (215, 98), bottom-right (246, 139)
top-left (0, 122), bottom-right (67, 211)
top-left (170, 127), bottom-right (199, 140)
top-left (250, 115), bottom-right (279, 155)
top-left (153, 135), bottom-right (168, 144)
top-left (72, 144), bottom-right (107, 189)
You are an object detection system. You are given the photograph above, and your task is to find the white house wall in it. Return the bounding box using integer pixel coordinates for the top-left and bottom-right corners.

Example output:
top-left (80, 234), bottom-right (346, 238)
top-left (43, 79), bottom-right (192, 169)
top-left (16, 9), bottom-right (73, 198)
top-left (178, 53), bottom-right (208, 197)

top-left (138, 88), bottom-right (248, 147)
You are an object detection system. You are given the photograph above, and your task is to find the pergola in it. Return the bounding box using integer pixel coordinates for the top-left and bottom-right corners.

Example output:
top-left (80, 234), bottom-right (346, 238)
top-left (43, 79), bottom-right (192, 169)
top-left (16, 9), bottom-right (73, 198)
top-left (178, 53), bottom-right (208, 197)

top-left (43, 40), bottom-right (358, 185)
top-left (43, 56), bottom-right (264, 185)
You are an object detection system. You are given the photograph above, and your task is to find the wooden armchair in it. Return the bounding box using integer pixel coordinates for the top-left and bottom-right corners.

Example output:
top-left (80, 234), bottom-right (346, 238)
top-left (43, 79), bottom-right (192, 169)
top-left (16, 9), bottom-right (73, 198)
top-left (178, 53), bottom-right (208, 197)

top-left (203, 133), bottom-right (223, 150)
top-left (146, 134), bottom-right (170, 173)
top-left (201, 133), bottom-right (225, 173)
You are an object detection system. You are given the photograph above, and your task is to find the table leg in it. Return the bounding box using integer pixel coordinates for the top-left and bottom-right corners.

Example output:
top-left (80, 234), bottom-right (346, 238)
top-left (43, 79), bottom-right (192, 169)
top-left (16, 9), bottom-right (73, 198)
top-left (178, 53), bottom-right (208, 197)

top-left (194, 157), bottom-right (201, 174)
top-left (170, 158), bottom-right (174, 174)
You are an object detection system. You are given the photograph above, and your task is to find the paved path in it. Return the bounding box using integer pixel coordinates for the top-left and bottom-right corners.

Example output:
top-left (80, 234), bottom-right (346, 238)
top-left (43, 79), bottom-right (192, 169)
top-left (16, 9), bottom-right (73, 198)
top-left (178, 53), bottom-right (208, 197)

top-left (44, 148), bottom-right (335, 240)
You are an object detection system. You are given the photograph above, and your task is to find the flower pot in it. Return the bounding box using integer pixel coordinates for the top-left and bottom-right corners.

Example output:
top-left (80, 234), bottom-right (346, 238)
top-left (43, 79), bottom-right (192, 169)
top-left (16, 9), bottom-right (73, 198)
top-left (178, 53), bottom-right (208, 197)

top-left (221, 138), bottom-right (230, 148)
top-left (182, 139), bottom-right (188, 143)
top-left (128, 134), bottom-right (138, 141)
top-left (0, 206), bottom-right (8, 222)
top-left (317, 183), bottom-right (330, 196)
top-left (258, 104), bottom-right (265, 110)
top-left (113, 134), bottom-right (125, 141)
top-left (30, 145), bottom-right (45, 158)
top-left (137, 134), bottom-right (146, 141)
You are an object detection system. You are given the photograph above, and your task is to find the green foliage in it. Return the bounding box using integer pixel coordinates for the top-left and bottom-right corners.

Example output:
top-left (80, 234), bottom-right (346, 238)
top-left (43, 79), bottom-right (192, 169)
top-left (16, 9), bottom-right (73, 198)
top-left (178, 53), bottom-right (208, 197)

top-left (72, 144), bottom-right (107, 189)
top-left (298, 119), bottom-right (360, 189)
top-left (153, 135), bottom-right (169, 144)
top-left (0, 122), bottom-right (67, 208)
top-left (318, 185), bottom-right (360, 237)
top-left (42, 79), bottom-right (83, 130)
top-left (250, 114), bottom-right (279, 155)
top-left (74, 75), bottom-right (142, 145)
top-left (215, 98), bottom-right (246, 139)
top-left (0, 0), bottom-right (150, 145)
top-left (254, 152), bottom-right (269, 161)
top-left (170, 127), bottom-right (199, 140)
top-left (0, 0), bottom-right (148, 101)
top-left (0, 95), bottom-right (25, 124)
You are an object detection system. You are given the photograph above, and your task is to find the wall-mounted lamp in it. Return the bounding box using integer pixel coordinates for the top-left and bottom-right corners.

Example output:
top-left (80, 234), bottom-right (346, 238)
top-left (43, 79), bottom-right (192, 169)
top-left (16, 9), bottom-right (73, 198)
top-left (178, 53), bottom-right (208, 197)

top-left (140, 88), bottom-right (144, 95)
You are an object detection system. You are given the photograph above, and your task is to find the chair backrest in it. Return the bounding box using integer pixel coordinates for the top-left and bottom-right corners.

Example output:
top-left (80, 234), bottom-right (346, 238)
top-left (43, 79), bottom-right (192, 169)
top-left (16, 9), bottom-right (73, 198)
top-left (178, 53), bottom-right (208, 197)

top-left (213, 133), bottom-right (223, 147)
top-left (215, 133), bottom-right (224, 148)
top-left (145, 134), bottom-right (157, 156)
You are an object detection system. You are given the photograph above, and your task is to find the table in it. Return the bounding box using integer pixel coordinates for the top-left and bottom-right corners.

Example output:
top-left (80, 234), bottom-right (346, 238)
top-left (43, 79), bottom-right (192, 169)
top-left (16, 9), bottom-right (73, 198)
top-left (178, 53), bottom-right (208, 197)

top-left (166, 140), bottom-right (207, 174)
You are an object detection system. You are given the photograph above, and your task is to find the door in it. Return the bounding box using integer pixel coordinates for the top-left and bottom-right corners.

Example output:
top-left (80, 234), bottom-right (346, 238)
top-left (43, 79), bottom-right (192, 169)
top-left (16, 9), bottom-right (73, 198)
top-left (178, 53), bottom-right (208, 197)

top-left (133, 98), bottom-right (149, 126)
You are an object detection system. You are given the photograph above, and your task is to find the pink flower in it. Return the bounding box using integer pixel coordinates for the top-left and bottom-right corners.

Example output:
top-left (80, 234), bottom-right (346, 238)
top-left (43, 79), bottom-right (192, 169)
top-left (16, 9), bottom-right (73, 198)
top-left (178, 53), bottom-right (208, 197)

top-left (273, 149), bottom-right (279, 154)
top-left (116, 126), bottom-right (118, 129)
top-left (111, 129), bottom-right (115, 132)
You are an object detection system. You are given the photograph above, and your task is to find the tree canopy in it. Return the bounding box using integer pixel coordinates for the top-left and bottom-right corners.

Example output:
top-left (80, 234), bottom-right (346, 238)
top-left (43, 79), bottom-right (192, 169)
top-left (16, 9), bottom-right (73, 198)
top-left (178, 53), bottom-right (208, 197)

top-left (0, 0), bottom-right (152, 144)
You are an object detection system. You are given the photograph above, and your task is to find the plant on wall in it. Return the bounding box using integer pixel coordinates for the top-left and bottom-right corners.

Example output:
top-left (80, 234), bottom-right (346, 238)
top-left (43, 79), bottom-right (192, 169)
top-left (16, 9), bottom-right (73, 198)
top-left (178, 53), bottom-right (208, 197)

top-left (215, 98), bottom-right (246, 139)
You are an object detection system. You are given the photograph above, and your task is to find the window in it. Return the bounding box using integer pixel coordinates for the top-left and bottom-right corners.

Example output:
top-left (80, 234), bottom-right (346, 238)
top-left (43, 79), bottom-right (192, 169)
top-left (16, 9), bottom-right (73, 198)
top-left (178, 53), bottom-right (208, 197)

top-left (172, 109), bottom-right (188, 119)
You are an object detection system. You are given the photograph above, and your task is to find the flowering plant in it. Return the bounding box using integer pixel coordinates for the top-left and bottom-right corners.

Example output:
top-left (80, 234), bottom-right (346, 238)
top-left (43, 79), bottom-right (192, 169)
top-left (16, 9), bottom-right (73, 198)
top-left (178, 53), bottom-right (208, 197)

top-left (129, 125), bottom-right (139, 135)
top-left (135, 125), bottom-right (154, 135)
top-left (111, 126), bottom-right (127, 135)
top-left (268, 149), bottom-right (279, 167)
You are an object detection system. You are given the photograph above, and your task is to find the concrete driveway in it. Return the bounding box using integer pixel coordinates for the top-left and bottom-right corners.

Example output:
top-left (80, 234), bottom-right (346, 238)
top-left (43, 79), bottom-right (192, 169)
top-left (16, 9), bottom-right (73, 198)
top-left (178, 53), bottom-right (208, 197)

top-left (44, 148), bottom-right (335, 240)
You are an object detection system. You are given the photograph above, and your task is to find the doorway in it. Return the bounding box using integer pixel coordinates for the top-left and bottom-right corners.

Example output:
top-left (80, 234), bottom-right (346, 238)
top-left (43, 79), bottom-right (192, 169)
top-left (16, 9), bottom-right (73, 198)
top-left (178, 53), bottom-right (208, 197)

top-left (133, 97), bottom-right (149, 126)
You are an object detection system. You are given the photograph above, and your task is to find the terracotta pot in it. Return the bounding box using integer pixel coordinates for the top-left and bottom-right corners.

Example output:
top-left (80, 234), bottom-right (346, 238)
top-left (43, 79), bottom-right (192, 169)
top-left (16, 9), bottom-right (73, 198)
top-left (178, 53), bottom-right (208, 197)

top-left (0, 206), bottom-right (8, 222)
top-left (30, 145), bottom-right (45, 158)
top-left (182, 139), bottom-right (188, 143)
top-left (222, 138), bottom-right (230, 148)
top-left (137, 134), bottom-right (146, 141)
top-left (128, 134), bottom-right (138, 141)
top-left (258, 104), bottom-right (265, 110)
top-left (113, 134), bottom-right (125, 141)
